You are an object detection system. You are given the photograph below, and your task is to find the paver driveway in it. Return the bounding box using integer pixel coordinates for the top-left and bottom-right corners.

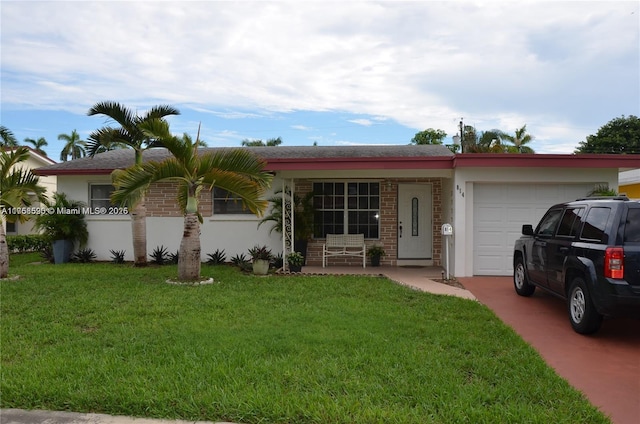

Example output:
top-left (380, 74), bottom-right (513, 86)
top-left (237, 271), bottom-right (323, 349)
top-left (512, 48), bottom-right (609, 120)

top-left (459, 276), bottom-right (640, 424)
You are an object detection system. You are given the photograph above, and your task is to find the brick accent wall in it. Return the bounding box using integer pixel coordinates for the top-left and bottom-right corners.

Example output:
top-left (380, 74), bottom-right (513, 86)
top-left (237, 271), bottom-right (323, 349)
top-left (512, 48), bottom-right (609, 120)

top-left (298, 178), bottom-right (444, 267)
top-left (146, 182), bottom-right (212, 217)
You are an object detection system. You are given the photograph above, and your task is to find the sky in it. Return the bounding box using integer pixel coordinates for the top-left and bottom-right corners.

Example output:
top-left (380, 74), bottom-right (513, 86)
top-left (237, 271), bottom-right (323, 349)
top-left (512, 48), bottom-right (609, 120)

top-left (1, 0), bottom-right (639, 160)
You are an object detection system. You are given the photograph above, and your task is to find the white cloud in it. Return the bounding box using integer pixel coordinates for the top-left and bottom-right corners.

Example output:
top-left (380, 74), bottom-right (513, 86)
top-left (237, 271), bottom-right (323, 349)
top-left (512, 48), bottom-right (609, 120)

top-left (348, 119), bottom-right (374, 127)
top-left (1, 1), bottom-right (638, 154)
top-left (291, 125), bottom-right (313, 131)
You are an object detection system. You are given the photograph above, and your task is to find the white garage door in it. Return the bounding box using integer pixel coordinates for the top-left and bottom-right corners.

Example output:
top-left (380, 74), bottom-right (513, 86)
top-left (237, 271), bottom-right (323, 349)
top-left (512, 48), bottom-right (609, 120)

top-left (473, 183), bottom-right (595, 276)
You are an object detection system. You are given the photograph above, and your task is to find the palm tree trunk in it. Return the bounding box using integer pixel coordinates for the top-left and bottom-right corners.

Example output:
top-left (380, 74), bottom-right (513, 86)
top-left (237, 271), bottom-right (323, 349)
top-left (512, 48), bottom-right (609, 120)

top-left (0, 217), bottom-right (9, 278)
top-left (178, 212), bottom-right (201, 281)
top-left (131, 200), bottom-right (147, 267)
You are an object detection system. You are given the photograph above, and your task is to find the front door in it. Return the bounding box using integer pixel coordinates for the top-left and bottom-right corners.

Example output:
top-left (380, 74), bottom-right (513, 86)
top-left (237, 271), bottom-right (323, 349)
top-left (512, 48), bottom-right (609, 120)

top-left (397, 184), bottom-right (432, 259)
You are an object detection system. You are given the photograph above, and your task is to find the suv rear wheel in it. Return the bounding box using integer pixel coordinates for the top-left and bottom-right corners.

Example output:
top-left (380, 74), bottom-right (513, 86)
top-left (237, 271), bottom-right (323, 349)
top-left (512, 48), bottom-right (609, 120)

top-left (514, 256), bottom-right (535, 296)
top-left (567, 277), bottom-right (602, 334)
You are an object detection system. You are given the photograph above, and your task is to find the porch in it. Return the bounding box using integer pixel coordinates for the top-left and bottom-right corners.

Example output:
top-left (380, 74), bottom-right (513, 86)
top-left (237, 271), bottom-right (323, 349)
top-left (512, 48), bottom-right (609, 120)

top-left (276, 175), bottom-right (453, 269)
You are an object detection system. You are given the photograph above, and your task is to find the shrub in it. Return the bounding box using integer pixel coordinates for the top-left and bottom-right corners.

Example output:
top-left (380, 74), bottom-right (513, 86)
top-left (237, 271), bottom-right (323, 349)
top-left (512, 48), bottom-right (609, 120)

top-left (110, 249), bottom-right (126, 264)
top-left (6, 234), bottom-right (49, 253)
top-left (206, 249), bottom-right (227, 265)
top-left (230, 253), bottom-right (248, 266)
top-left (248, 245), bottom-right (273, 261)
top-left (71, 248), bottom-right (97, 263)
top-left (271, 252), bottom-right (284, 269)
top-left (150, 246), bottom-right (169, 265)
top-left (168, 250), bottom-right (179, 265)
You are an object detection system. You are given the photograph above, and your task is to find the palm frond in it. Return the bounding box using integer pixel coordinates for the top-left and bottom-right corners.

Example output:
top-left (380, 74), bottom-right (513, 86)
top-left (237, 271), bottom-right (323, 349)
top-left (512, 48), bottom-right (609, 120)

top-left (144, 105), bottom-right (181, 120)
top-left (87, 101), bottom-right (136, 129)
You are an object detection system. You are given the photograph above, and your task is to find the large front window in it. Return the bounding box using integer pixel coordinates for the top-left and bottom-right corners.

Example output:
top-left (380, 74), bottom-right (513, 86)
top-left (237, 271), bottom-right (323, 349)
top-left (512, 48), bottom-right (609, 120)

top-left (313, 182), bottom-right (380, 238)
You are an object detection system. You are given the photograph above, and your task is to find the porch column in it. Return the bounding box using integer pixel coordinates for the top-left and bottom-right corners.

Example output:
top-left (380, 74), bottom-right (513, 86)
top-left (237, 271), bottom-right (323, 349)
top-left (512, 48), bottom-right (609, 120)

top-left (282, 179), bottom-right (295, 271)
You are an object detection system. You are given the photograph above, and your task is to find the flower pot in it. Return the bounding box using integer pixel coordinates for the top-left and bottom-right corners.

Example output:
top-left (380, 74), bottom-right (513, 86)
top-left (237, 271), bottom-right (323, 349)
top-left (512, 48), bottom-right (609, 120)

top-left (289, 265), bottom-right (302, 273)
top-left (52, 239), bottom-right (74, 264)
top-left (370, 255), bottom-right (381, 267)
top-left (252, 259), bottom-right (270, 275)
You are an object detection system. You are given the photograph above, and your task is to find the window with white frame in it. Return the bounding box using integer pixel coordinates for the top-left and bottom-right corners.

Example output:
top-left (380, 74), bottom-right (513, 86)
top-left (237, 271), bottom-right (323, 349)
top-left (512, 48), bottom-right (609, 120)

top-left (89, 184), bottom-right (115, 209)
top-left (312, 182), bottom-right (380, 238)
top-left (213, 187), bottom-right (254, 215)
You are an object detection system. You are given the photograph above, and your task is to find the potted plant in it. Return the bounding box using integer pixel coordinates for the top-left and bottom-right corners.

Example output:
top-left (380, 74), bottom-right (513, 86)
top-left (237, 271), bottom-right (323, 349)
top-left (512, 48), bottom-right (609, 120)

top-left (257, 187), bottom-right (315, 264)
top-left (286, 251), bottom-right (305, 273)
top-left (34, 192), bottom-right (88, 264)
top-left (248, 245), bottom-right (273, 275)
top-left (367, 244), bottom-right (386, 267)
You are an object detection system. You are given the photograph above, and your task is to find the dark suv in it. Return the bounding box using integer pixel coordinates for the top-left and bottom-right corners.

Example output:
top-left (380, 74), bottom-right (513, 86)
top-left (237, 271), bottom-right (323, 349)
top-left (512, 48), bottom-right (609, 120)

top-left (513, 196), bottom-right (640, 334)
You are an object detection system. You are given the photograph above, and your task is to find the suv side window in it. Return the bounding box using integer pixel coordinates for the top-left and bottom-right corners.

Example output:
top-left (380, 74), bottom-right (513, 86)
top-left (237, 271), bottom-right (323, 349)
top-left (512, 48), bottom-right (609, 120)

top-left (624, 209), bottom-right (640, 243)
top-left (581, 207), bottom-right (611, 242)
top-left (557, 207), bottom-right (585, 238)
top-left (535, 208), bottom-right (563, 237)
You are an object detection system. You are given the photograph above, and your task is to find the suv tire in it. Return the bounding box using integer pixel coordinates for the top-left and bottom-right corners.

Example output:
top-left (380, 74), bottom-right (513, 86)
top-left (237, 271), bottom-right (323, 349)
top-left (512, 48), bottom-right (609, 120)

top-left (567, 277), bottom-right (602, 334)
top-left (513, 256), bottom-right (536, 296)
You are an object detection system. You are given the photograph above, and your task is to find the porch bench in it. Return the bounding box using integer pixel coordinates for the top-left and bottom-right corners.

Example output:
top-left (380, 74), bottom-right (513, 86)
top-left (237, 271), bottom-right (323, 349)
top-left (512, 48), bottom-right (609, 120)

top-left (322, 233), bottom-right (366, 268)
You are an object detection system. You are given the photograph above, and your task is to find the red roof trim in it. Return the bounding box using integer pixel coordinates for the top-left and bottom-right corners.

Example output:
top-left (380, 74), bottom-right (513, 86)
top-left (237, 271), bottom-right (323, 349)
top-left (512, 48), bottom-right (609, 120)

top-left (453, 153), bottom-right (640, 168)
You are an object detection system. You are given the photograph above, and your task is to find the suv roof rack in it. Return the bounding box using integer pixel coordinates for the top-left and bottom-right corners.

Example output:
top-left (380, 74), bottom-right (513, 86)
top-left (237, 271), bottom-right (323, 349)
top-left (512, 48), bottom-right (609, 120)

top-left (574, 195), bottom-right (629, 201)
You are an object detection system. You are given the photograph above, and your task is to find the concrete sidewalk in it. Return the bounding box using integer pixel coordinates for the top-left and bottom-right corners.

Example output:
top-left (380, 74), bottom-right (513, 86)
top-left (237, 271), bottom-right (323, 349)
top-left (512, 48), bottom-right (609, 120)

top-left (301, 265), bottom-right (477, 300)
top-left (0, 409), bottom-right (231, 424)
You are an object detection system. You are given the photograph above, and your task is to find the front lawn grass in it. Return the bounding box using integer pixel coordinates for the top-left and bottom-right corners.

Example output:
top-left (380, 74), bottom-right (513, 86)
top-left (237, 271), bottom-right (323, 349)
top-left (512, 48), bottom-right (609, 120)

top-left (1, 253), bottom-right (609, 423)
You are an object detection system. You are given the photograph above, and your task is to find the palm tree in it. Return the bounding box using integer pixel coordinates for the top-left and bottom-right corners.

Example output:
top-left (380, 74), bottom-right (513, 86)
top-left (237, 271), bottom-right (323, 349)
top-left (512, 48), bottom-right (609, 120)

top-left (0, 147), bottom-right (47, 278)
top-left (0, 126), bottom-right (19, 147)
top-left (58, 130), bottom-right (87, 161)
top-left (111, 121), bottom-right (272, 281)
top-left (502, 125), bottom-right (535, 153)
top-left (24, 137), bottom-right (49, 156)
top-left (87, 101), bottom-right (180, 267)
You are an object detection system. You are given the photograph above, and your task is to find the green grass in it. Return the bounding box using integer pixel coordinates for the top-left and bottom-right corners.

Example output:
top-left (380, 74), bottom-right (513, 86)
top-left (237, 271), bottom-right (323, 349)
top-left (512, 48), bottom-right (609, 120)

top-left (1, 253), bottom-right (609, 423)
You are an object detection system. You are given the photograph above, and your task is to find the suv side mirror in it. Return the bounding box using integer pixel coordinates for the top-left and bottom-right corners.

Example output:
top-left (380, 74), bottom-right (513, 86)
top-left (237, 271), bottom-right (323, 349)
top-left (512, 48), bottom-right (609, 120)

top-left (522, 224), bottom-right (534, 236)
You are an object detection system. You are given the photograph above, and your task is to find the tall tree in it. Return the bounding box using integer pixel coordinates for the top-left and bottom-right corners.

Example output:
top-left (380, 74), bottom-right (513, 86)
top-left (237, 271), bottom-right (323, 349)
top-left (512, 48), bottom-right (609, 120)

top-left (24, 137), bottom-right (49, 156)
top-left (87, 101), bottom-right (180, 267)
top-left (410, 128), bottom-right (447, 145)
top-left (241, 137), bottom-right (282, 146)
top-left (501, 125), bottom-right (535, 153)
top-left (0, 147), bottom-right (47, 278)
top-left (112, 122), bottom-right (272, 280)
top-left (0, 126), bottom-right (19, 147)
top-left (58, 130), bottom-right (87, 161)
top-left (575, 115), bottom-right (640, 154)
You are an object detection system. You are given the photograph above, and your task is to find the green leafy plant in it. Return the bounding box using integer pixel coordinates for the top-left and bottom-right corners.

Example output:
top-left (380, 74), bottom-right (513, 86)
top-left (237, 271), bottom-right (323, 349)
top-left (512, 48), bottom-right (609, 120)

top-left (258, 187), bottom-right (315, 242)
top-left (33, 192), bottom-right (88, 246)
top-left (150, 245), bottom-right (169, 265)
top-left (6, 234), bottom-right (48, 253)
top-left (587, 184), bottom-right (618, 197)
top-left (287, 251), bottom-right (305, 267)
top-left (367, 245), bottom-right (386, 258)
top-left (71, 248), bottom-right (96, 263)
top-left (206, 249), bottom-right (227, 265)
top-left (109, 249), bottom-right (126, 264)
top-left (248, 245), bottom-right (273, 262)
top-left (230, 253), bottom-right (249, 267)
top-left (271, 252), bottom-right (284, 269)
top-left (168, 250), bottom-right (179, 265)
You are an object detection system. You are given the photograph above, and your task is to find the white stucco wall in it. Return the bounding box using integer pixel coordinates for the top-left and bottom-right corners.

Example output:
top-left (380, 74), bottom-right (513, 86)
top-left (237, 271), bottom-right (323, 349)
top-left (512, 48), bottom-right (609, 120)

top-left (452, 167), bottom-right (619, 277)
top-left (56, 175), bottom-right (284, 261)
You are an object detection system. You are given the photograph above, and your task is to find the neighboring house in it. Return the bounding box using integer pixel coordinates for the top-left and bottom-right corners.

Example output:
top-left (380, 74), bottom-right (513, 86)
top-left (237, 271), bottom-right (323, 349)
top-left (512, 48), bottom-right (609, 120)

top-left (619, 169), bottom-right (640, 198)
top-left (3, 147), bottom-right (57, 235)
top-left (34, 146), bottom-right (638, 277)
